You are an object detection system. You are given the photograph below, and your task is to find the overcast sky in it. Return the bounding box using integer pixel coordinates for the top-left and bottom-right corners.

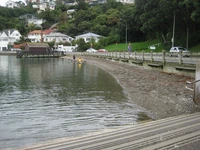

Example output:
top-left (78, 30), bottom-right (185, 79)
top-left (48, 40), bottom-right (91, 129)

top-left (0, 0), bottom-right (25, 6)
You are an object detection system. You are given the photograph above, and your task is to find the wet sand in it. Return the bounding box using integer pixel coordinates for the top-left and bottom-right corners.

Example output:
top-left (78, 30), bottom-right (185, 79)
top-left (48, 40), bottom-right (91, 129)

top-left (64, 56), bottom-right (200, 120)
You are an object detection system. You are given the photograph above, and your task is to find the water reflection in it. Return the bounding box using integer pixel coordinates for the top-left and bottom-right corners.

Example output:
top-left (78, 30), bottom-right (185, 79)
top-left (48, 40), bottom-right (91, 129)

top-left (0, 56), bottom-right (150, 149)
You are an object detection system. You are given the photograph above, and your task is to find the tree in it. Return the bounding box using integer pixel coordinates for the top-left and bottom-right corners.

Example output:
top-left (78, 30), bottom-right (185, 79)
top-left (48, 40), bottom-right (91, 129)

top-left (75, 38), bottom-right (89, 52)
top-left (76, 0), bottom-right (89, 11)
top-left (134, 0), bottom-right (200, 48)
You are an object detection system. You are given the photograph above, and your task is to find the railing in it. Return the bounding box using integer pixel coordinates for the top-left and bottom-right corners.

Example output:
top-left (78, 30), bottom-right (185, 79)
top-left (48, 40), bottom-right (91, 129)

top-left (67, 50), bottom-right (200, 65)
top-left (185, 80), bottom-right (200, 91)
top-left (186, 63), bottom-right (200, 104)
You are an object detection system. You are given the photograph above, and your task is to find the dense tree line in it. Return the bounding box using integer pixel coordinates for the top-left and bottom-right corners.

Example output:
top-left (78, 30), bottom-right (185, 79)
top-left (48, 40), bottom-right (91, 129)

top-left (0, 0), bottom-right (200, 50)
top-left (0, 3), bottom-right (37, 35)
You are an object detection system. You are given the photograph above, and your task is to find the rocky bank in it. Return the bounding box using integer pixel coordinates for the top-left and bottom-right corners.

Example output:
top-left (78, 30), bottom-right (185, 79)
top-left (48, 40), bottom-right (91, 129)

top-left (64, 56), bottom-right (200, 120)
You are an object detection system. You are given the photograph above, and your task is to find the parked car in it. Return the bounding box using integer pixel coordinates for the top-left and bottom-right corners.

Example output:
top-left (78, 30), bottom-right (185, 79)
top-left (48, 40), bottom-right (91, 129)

top-left (86, 48), bottom-right (98, 52)
top-left (98, 49), bottom-right (107, 52)
top-left (169, 47), bottom-right (190, 57)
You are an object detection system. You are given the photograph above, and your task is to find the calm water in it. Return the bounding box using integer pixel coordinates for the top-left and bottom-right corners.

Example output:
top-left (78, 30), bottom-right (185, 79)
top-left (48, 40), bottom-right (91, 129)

top-left (0, 56), bottom-right (150, 149)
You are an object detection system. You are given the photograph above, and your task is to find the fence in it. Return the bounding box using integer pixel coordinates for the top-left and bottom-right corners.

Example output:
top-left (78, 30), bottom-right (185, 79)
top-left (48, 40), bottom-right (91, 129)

top-left (68, 50), bottom-right (200, 65)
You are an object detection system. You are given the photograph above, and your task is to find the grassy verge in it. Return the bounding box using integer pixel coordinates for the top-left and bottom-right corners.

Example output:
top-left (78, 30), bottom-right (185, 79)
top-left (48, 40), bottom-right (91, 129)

top-left (105, 39), bottom-right (163, 52)
top-left (189, 44), bottom-right (200, 52)
top-left (105, 40), bottom-right (200, 53)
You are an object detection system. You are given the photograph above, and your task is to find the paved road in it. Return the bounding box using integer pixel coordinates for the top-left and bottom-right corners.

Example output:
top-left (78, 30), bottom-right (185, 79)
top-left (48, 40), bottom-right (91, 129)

top-left (23, 112), bottom-right (200, 150)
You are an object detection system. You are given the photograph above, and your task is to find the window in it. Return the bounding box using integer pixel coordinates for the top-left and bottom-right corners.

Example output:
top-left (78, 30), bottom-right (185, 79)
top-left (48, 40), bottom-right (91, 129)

top-left (86, 38), bottom-right (90, 42)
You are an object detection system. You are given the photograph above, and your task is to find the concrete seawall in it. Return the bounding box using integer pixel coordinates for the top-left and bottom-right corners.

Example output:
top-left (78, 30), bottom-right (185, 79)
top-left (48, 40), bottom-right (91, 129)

top-left (0, 51), bottom-right (16, 55)
top-left (67, 53), bottom-right (196, 77)
top-left (128, 59), bottom-right (195, 77)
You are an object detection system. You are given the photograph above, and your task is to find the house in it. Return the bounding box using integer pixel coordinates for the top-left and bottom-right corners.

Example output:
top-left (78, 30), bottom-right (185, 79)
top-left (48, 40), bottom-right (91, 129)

top-left (67, 9), bottom-right (76, 14)
top-left (64, 2), bottom-right (78, 6)
top-left (31, 0), bottom-right (56, 12)
top-left (20, 14), bottom-right (38, 20)
top-left (26, 0), bottom-right (56, 3)
top-left (89, 0), bottom-right (106, 5)
top-left (5, 0), bottom-right (19, 8)
top-left (75, 32), bottom-right (103, 43)
top-left (26, 0), bottom-right (40, 2)
top-left (116, 0), bottom-right (135, 4)
top-left (20, 14), bottom-right (45, 27)
top-left (0, 29), bottom-right (21, 43)
top-left (37, 2), bottom-right (55, 12)
top-left (27, 29), bottom-right (52, 43)
top-left (0, 29), bottom-right (22, 51)
top-left (27, 18), bottom-right (46, 27)
top-left (5, 0), bottom-right (26, 8)
top-left (0, 39), bottom-right (8, 51)
top-left (44, 32), bottom-right (74, 43)
top-left (24, 42), bottom-right (50, 55)
top-left (67, 9), bottom-right (76, 18)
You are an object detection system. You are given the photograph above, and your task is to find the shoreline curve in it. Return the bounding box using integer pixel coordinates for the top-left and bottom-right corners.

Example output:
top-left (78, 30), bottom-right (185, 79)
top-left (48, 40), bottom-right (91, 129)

top-left (63, 56), bottom-right (200, 120)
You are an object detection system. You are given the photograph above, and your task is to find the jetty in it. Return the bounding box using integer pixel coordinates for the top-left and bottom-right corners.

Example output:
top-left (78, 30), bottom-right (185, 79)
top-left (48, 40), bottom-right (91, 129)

top-left (16, 42), bottom-right (63, 58)
top-left (23, 112), bottom-right (200, 150)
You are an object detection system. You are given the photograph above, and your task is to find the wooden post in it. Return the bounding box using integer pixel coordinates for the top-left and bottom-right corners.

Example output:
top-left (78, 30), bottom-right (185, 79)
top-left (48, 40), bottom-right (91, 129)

top-left (194, 64), bottom-right (200, 103)
top-left (179, 50), bottom-right (183, 64)
top-left (162, 50), bottom-right (166, 64)
top-left (134, 51), bottom-right (137, 60)
top-left (142, 50), bottom-right (144, 61)
top-left (151, 50), bottom-right (154, 62)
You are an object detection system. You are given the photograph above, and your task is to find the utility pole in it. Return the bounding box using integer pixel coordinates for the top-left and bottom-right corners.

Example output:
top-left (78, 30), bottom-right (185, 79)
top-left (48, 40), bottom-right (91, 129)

top-left (120, 19), bottom-right (127, 51)
top-left (186, 27), bottom-right (189, 49)
top-left (172, 12), bottom-right (175, 47)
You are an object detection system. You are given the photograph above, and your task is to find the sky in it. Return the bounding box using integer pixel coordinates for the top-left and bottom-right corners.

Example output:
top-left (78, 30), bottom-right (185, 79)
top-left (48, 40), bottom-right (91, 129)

top-left (0, 0), bottom-right (25, 6)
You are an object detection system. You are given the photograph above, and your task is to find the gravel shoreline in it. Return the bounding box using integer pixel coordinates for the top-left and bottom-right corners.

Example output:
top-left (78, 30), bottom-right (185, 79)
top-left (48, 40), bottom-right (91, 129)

top-left (64, 56), bottom-right (200, 120)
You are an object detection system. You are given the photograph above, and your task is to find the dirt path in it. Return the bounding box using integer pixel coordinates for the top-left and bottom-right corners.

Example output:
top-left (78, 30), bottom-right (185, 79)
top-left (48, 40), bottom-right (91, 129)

top-left (64, 56), bottom-right (200, 120)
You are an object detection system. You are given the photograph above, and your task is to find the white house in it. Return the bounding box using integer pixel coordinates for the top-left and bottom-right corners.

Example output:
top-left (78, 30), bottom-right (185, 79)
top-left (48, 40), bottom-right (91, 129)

top-left (75, 32), bottom-right (103, 43)
top-left (67, 9), bottom-right (76, 18)
top-left (0, 39), bottom-right (9, 51)
top-left (89, 0), bottom-right (107, 5)
top-left (20, 14), bottom-right (38, 20)
top-left (31, 0), bottom-right (56, 12)
top-left (26, 0), bottom-right (56, 3)
top-left (5, 0), bottom-right (19, 8)
top-left (27, 19), bottom-right (46, 27)
top-left (44, 32), bottom-right (74, 43)
top-left (0, 29), bottom-right (21, 51)
top-left (0, 29), bottom-right (21, 44)
top-left (116, 0), bottom-right (135, 4)
top-left (27, 29), bottom-right (52, 42)
top-left (38, 3), bottom-right (55, 12)
top-left (20, 14), bottom-right (45, 27)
